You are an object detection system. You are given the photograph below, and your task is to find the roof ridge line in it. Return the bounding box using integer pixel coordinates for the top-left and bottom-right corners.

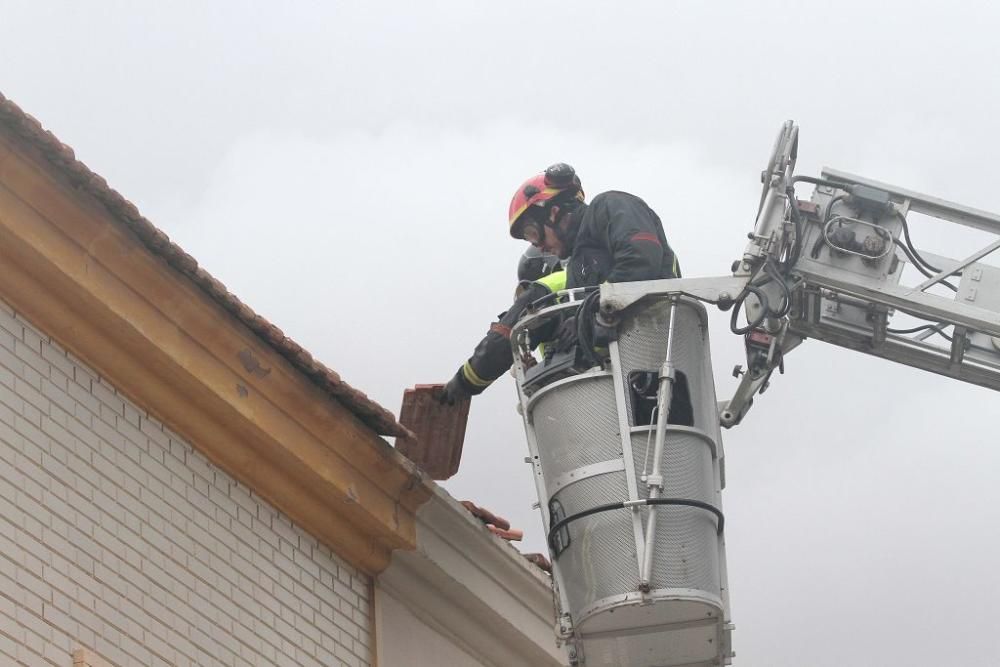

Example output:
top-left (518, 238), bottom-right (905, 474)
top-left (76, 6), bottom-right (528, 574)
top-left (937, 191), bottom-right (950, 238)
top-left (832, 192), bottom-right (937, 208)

top-left (0, 91), bottom-right (411, 438)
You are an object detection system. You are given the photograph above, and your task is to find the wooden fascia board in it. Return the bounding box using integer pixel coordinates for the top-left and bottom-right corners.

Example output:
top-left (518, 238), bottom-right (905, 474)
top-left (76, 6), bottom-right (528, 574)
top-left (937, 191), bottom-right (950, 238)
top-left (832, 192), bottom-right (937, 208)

top-left (0, 131), bottom-right (432, 573)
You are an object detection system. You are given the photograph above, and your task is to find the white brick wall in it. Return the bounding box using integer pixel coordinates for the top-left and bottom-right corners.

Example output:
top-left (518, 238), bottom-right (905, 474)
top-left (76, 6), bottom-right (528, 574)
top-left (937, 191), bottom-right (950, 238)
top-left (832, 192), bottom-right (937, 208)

top-left (0, 300), bottom-right (372, 666)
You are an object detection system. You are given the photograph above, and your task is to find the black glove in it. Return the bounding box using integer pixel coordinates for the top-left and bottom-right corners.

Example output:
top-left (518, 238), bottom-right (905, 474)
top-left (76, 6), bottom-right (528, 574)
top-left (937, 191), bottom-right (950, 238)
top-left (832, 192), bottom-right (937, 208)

top-left (592, 315), bottom-right (616, 349)
top-left (553, 315), bottom-right (579, 354)
top-left (438, 371), bottom-right (473, 405)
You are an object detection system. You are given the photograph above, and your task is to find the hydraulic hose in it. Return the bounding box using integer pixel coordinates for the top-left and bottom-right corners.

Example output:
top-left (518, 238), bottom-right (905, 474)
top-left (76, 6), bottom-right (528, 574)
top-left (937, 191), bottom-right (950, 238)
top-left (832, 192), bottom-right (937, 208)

top-left (729, 283), bottom-right (769, 335)
top-left (791, 175), bottom-right (851, 190)
top-left (895, 241), bottom-right (958, 292)
top-left (576, 289), bottom-right (604, 368)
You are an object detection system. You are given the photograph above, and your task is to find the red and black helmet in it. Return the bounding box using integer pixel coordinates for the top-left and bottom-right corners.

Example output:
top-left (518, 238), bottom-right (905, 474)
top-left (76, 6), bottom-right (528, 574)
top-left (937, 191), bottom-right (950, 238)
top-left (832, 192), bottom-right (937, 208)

top-left (508, 163), bottom-right (584, 239)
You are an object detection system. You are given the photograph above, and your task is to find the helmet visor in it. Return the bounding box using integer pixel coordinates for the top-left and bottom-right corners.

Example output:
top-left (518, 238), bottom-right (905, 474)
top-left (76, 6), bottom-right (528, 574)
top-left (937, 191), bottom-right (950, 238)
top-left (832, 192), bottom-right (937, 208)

top-left (516, 205), bottom-right (548, 244)
top-left (521, 220), bottom-right (544, 246)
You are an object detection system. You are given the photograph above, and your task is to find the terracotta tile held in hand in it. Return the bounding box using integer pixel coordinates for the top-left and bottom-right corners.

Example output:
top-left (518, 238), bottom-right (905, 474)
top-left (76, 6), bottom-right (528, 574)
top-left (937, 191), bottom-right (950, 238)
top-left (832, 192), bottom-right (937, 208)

top-left (395, 384), bottom-right (470, 480)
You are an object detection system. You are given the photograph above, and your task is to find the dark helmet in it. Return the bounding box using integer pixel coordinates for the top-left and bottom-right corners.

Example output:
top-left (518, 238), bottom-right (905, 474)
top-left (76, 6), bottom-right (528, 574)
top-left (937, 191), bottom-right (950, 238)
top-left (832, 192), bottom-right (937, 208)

top-left (518, 246), bottom-right (561, 283)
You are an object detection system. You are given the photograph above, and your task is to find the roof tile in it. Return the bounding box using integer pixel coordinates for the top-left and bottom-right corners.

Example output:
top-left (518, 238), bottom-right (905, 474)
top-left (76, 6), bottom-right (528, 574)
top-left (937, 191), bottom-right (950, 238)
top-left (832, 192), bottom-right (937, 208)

top-left (0, 90), bottom-right (411, 438)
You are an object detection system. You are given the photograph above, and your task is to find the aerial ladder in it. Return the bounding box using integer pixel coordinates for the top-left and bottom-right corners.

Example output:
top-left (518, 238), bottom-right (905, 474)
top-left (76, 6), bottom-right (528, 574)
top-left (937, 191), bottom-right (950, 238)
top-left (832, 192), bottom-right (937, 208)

top-left (510, 122), bottom-right (1000, 666)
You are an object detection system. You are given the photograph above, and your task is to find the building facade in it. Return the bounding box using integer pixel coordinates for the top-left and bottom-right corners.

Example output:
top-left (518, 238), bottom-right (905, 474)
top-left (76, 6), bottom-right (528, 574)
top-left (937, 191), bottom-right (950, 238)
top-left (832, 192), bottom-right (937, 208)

top-left (0, 93), bottom-right (564, 667)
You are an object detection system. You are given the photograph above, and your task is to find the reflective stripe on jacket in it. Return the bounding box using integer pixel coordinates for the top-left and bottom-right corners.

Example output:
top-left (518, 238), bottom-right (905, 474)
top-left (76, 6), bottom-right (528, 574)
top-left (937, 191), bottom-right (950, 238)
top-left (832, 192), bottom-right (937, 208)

top-left (455, 271), bottom-right (565, 395)
top-left (566, 191), bottom-right (680, 289)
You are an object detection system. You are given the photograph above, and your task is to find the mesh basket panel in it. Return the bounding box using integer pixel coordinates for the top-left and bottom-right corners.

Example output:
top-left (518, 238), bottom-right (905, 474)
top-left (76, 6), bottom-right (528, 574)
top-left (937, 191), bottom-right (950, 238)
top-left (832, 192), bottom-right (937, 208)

top-left (631, 431), bottom-right (721, 595)
top-left (631, 431), bottom-right (715, 501)
top-left (521, 296), bottom-right (729, 648)
top-left (617, 300), bottom-right (717, 430)
top-left (530, 374), bottom-right (621, 482)
top-left (648, 504), bottom-right (721, 595)
top-left (552, 473), bottom-right (636, 616)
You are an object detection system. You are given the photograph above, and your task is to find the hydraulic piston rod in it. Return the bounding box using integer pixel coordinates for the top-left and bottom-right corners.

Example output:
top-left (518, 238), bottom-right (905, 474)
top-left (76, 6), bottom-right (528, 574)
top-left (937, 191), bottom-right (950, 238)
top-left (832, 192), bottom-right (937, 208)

top-left (639, 295), bottom-right (679, 591)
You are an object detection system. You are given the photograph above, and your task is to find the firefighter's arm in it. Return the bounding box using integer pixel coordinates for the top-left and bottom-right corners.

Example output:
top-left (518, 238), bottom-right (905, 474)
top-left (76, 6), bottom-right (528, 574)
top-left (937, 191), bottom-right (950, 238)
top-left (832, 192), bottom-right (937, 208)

top-left (448, 282), bottom-right (552, 398)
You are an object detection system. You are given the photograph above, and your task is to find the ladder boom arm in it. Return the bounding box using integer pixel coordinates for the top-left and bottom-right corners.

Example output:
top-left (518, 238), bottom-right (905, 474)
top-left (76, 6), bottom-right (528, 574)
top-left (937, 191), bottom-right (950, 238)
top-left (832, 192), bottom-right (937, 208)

top-left (602, 122), bottom-right (1000, 428)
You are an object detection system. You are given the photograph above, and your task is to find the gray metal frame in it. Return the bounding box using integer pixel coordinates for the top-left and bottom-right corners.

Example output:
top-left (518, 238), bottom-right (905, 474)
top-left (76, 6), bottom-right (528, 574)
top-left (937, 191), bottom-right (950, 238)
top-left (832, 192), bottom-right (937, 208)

top-left (786, 170), bottom-right (1000, 388)
top-left (512, 295), bottom-right (733, 666)
top-left (508, 121), bottom-right (1000, 665)
top-left (601, 124), bottom-right (1000, 427)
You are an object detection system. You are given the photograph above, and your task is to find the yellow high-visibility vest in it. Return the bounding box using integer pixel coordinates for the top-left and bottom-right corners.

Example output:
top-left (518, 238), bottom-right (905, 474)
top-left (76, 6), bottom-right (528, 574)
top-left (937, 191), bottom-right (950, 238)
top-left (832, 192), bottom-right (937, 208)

top-left (536, 269), bottom-right (567, 294)
top-left (535, 270), bottom-right (566, 357)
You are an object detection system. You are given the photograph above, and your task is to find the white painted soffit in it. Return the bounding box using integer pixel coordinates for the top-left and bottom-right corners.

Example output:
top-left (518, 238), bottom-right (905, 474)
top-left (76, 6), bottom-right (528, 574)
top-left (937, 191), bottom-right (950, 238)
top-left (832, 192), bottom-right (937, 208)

top-left (378, 484), bottom-right (566, 667)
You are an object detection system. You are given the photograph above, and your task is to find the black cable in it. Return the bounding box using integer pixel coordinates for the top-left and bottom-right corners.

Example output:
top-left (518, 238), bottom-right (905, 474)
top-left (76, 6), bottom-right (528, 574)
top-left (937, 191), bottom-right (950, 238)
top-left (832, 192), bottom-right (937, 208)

top-left (824, 193), bottom-right (848, 225)
top-left (886, 323), bottom-right (943, 335)
top-left (896, 210), bottom-right (937, 272)
top-left (810, 193), bottom-right (850, 258)
top-left (730, 283), bottom-right (769, 335)
top-left (788, 177), bottom-right (852, 262)
top-left (809, 232), bottom-right (826, 260)
top-left (893, 210), bottom-right (964, 292)
top-left (791, 175), bottom-right (852, 190)
top-left (886, 322), bottom-right (954, 342)
top-left (761, 259), bottom-right (792, 317)
top-left (547, 500), bottom-right (623, 551)
top-left (894, 241), bottom-right (959, 292)
top-left (893, 210), bottom-right (953, 276)
top-left (783, 188), bottom-right (804, 271)
top-left (576, 289), bottom-right (605, 368)
top-left (547, 497), bottom-right (725, 552)
top-left (727, 256), bottom-right (791, 336)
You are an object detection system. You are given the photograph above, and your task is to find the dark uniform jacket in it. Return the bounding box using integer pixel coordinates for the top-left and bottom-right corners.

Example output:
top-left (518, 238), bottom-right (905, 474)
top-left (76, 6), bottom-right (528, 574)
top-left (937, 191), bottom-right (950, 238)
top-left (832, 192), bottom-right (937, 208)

top-left (454, 191), bottom-right (681, 395)
top-left (565, 191), bottom-right (680, 288)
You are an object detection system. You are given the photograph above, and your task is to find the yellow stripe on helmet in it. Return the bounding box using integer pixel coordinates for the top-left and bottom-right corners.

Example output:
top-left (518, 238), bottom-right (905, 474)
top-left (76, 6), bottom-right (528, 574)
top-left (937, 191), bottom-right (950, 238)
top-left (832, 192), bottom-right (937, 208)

top-left (508, 187), bottom-right (564, 230)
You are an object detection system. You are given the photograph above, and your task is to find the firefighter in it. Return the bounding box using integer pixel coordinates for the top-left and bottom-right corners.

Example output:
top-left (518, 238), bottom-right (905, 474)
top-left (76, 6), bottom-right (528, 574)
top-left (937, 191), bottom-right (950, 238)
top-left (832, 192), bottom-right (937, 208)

top-left (510, 163), bottom-right (680, 286)
top-left (439, 163), bottom-right (680, 404)
top-left (438, 248), bottom-right (564, 404)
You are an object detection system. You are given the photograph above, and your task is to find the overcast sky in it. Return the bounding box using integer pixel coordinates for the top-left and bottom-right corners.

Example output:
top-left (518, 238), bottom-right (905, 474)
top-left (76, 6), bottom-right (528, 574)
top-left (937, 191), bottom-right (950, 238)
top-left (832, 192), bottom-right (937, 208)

top-left (4, 2), bottom-right (1000, 665)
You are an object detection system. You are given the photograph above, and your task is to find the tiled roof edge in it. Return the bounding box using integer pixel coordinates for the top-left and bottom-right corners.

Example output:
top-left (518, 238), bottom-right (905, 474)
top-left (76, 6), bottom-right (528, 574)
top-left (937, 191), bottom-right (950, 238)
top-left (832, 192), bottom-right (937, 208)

top-left (0, 92), bottom-right (412, 439)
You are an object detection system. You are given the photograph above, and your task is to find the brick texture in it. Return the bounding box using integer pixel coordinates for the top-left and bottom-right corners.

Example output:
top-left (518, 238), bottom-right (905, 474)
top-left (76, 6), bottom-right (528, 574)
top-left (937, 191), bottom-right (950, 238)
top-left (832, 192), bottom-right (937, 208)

top-left (0, 300), bottom-right (371, 666)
